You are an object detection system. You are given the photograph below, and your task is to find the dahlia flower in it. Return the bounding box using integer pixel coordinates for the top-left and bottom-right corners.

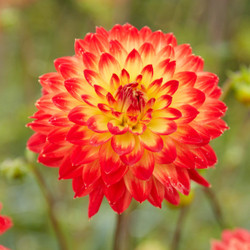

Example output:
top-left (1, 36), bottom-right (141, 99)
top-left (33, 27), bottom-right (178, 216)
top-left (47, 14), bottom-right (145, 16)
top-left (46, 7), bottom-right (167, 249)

top-left (0, 203), bottom-right (12, 250)
top-left (27, 24), bottom-right (228, 217)
top-left (211, 228), bottom-right (250, 250)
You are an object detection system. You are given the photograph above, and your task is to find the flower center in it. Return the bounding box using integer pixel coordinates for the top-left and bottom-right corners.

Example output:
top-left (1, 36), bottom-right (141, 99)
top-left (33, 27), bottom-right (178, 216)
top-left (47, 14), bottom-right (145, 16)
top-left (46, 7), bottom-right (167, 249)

top-left (116, 83), bottom-right (146, 115)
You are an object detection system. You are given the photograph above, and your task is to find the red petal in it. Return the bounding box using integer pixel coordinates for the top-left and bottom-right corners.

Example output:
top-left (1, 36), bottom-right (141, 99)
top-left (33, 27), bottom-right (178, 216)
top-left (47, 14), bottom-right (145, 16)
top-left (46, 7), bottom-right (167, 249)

top-left (104, 179), bottom-right (126, 204)
top-left (49, 113), bottom-right (71, 127)
top-left (155, 138), bottom-right (177, 164)
top-left (59, 155), bottom-right (82, 180)
top-left (158, 45), bottom-right (175, 60)
top-left (109, 40), bottom-right (127, 63)
top-left (147, 178), bottom-right (165, 208)
top-left (27, 133), bottom-right (46, 153)
top-left (139, 42), bottom-right (156, 65)
top-left (124, 170), bottom-right (152, 202)
top-left (139, 129), bottom-right (163, 152)
top-left (171, 125), bottom-right (202, 144)
top-left (87, 115), bottom-right (109, 133)
top-left (148, 119), bottom-right (177, 136)
top-left (173, 144), bottom-right (195, 169)
top-left (173, 87), bottom-right (206, 108)
top-left (88, 184), bottom-right (104, 218)
top-left (140, 64), bottom-right (153, 85)
top-left (200, 144), bottom-right (217, 166)
top-left (164, 185), bottom-right (180, 205)
top-left (101, 164), bottom-right (128, 185)
top-left (82, 160), bottom-right (101, 189)
top-left (64, 77), bottom-right (95, 101)
top-left (99, 142), bottom-right (124, 174)
top-left (89, 132), bottom-right (112, 146)
top-left (71, 145), bottom-right (99, 166)
top-left (160, 80), bottom-right (179, 96)
top-left (52, 92), bottom-right (78, 111)
top-left (188, 169), bottom-right (210, 187)
top-left (66, 125), bottom-right (91, 145)
top-left (153, 94), bottom-right (172, 109)
top-left (109, 190), bottom-right (132, 214)
top-left (120, 138), bottom-right (144, 165)
top-left (82, 52), bottom-right (97, 69)
top-left (174, 44), bottom-right (192, 59)
top-left (99, 53), bottom-right (120, 82)
top-left (177, 104), bottom-right (199, 124)
top-left (83, 69), bottom-right (102, 86)
top-left (107, 119), bottom-right (129, 135)
top-left (125, 49), bottom-right (143, 81)
top-left (111, 132), bottom-right (135, 155)
top-left (174, 71), bottom-right (197, 87)
top-left (131, 149), bottom-right (155, 180)
top-left (47, 128), bottom-right (68, 143)
top-left (58, 63), bottom-right (81, 79)
top-left (68, 105), bottom-right (94, 125)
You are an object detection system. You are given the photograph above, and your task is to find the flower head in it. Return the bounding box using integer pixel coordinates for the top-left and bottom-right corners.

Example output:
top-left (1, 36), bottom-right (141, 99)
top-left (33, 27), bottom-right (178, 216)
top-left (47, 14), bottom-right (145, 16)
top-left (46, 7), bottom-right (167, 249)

top-left (27, 24), bottom-right (228, 217)
top-left (211, 228), bottom-right (250, 250)
top-left (0, 203), bottom-right (12, 250)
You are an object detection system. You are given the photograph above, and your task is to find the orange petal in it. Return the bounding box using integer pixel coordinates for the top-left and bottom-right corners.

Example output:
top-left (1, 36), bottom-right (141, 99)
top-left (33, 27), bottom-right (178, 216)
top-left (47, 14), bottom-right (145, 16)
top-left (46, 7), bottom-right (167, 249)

top-left (148, 119), bottom-right (177, 135)
top-left (139, 129), bottom-right (163, 152)
top-left (87, 115), bottom-right (109, 133)
top-left (111, 132), bottom-right (135, 155)
top-left (120, 138), bottom-right (144, 165)
top-left (125, 49), bottom-right (143, 81)
top-left (99, 53), bottom-right (121, 83)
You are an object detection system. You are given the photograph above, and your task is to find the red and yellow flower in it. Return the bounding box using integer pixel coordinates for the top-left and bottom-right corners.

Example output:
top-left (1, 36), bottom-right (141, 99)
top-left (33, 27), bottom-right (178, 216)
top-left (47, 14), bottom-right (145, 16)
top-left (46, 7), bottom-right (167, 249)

top-left (211, 228), bottom-right (250, 250)
top-left (27, 24), bottom-right (228, 217)
top-left (0, 203), bottom-right (12, 250)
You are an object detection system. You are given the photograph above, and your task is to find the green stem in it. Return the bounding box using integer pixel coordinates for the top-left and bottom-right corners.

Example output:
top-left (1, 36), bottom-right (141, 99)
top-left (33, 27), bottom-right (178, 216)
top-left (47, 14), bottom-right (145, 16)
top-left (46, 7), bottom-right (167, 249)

top-left (28, 162), bottom-right (69, 250)
top-left (113, 212), bottom-right (130, 250)
top-left (171, 205), bottom-right (190, 250)
top-left (204, 188), bottom-right (226, 229)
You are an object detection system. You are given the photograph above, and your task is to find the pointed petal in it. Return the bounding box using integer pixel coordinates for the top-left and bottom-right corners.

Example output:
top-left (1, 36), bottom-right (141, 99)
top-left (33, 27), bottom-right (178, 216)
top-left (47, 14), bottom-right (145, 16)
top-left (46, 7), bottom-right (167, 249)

top-left (120, 138), bottom-right (144, 165)
top-left (111, 132), bottom-right (135, 155)
top-left (174, 71), bottom-right (197, 87)
top-left (171, 125), bottom-right (202, 144)
top-left (125, 49), bottom-right (143, 81)
top-left (101, 164), bottom-right (128, 185)
top-left (27, 133), bottom-right (46, 153)
top-left (131, 149), bottom-right (155, 180)
top-left (188, 169), bottom-right (210, 187)
top-left (89, 132), bottom-right (112, 146)
top-left (88, 184), bottom-right (104, 218)
top-left (139, 129), bottom-right (163, 152)
top-left (124, 170), bottom-right (152, 202)
top-left (139, 42), bottom-right (156, 65)
top-left (148, 119), bottom-right (177, 135)
top-left (155, 138), bottom-right (177, 164)
top-left (99, 53), bottom-right (121, 83)
top-left (82, 160), bottom-right (101, 189)
top-left (87, 115), bottom-right (109, 133)
top-left (108, 119), bottom-right (129, 135)
top-left (68, 105), bottom-right (95, 125)
top-left (66, 125), bottom-right (91, 145)
top-left (147, 178), bottom-right (165, 208)
top-left (99, 141), bottom-right (124, 174)
top-left (110, 190), bottom-right (132, 214)
top-left (52, 92), bottom-right (79, 111)
top-left (104, 179), bottom-right (126, 204)
top-left (59, 155), bottom-right (82, 180)
top-left (71, 145), bottom-right (99, 166)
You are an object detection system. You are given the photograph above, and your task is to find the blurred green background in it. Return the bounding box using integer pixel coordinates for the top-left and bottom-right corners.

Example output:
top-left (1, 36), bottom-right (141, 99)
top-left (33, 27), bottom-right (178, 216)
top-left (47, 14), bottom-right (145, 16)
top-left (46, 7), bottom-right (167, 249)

top-left (0, 0), bottom-right (249, 249)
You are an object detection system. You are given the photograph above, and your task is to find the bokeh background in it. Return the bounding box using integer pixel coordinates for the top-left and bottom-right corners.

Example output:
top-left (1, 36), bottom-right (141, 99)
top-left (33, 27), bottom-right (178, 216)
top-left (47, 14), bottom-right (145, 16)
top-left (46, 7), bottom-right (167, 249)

top-left (0, 0), bottom-right (249, 249)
